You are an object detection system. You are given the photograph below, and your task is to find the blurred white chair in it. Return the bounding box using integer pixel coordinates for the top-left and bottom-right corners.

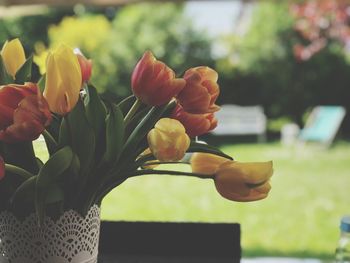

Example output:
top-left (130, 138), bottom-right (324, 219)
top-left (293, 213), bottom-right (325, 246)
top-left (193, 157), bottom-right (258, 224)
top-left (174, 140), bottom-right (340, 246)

top-left (211, 104), bottom-right (267, 143)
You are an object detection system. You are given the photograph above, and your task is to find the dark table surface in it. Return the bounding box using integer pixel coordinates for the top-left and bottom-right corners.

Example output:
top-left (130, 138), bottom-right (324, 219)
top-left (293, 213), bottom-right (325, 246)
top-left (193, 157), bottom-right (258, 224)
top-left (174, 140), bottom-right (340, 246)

top-left (98, 221), bottom-right (241, 263)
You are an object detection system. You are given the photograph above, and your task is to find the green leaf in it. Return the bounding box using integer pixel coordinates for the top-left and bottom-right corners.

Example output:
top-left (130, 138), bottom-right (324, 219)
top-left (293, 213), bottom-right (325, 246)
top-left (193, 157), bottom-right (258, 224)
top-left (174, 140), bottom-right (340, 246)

top-left (42, 130), bottom-right (58, 156)
top-left (5, 164), bottom-right (33, 180)
top-left (117, 95), bottom-right (136, 117)
top-left (102, 104), bottom-right (124, 164)
top-left (187, 141), bottom-right (233, 160)
top-left (45, 184), bottom-right (64, 205)
top-left (11, 176), bottom-right (36, 215)
top-left (125, 106), bottom-right (151, 137)
top-left (65, 99), bottom-right (96, 175)
top-left (15, 55), bottom-right (32, 84)
top-left (2, 141), bottom-right (39, 174)
top-left (121, 101), bottom-right (177, 162)
top-left (84, 84), bottom-right (107, 161)
top-left (36, 158), bottom-right (44, 169)
top-left (35, 146), bottom-right (74, 225)
top-left (38, 74), bottom-right (46, 93)
top-left (0, 56), bottom-right (13, 84)
top-left (85, 84), bottom-right (107, 136)
top-left (58, 117), bottom-right (70, 146)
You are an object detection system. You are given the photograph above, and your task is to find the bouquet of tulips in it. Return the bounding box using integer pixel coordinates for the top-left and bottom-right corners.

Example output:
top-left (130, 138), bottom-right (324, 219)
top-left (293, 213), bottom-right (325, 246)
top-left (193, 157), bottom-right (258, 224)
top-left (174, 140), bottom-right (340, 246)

top-left (0, 39), bottom-right (273, 224)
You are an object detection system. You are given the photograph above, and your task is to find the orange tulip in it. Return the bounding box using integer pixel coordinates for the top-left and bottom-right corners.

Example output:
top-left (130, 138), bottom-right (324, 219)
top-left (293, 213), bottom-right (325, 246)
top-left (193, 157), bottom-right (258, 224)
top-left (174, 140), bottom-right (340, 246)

top-left (0, 83), bottom-right (51, 143)
top-left (0, 156), bottom-right (4, 180)
top-left (171, 104), bottom-right (217, 137)
top-left (131, 51), bottom-right (186, 106)
top-left (76, 53), bottom-right (92, 83)
top-left (214, 161), bottom-right (273, 202)
top-left (191, 152), bottom-right (230, 175)
top-left (177, 66), bottom-right (220, 114)
top-left (0, 83), bottom-right (37, 129)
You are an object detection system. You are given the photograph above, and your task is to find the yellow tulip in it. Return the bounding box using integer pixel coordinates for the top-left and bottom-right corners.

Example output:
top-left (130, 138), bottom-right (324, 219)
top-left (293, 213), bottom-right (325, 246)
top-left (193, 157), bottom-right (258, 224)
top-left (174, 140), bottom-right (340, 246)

top-left (43, 44), bottom-right (82, 115)
top-left (191, 152), bottom-right (230, 175)
top-left (214, 161), bottom-right (273, 202)
top-left (1, 38), bottom-right (26, 79)
top-left (147, 118), bottom-right (190, 162)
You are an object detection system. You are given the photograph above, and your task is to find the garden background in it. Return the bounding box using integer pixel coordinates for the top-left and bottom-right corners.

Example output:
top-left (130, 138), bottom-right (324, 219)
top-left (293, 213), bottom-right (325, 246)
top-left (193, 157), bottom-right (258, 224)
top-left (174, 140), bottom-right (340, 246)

top-left (3, 0), bottom-right (350, 260)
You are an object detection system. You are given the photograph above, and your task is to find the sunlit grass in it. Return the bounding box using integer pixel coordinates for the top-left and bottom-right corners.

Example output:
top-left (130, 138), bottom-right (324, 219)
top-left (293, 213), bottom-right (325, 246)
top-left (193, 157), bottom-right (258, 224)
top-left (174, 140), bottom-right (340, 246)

top-left (101, 141), bottom-right (350, 259)
top-left (34, 139), bottom-right (350, 259)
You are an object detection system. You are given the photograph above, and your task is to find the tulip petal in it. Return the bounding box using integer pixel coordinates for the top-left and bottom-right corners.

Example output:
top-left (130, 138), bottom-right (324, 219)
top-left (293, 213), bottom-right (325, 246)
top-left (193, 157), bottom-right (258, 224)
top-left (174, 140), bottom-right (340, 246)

top-left (214, 160), bottom-right (273, 202)
top-left (1, 39), bottom-right (26, 78)
top-left (191, 153), bottom-right (229, 175)
top-left (148, 118), bottom-right (190, 162)
top-left (131, 51), bottom-right (185, 106)
top-left (44, 45), bottom-right (82, 115)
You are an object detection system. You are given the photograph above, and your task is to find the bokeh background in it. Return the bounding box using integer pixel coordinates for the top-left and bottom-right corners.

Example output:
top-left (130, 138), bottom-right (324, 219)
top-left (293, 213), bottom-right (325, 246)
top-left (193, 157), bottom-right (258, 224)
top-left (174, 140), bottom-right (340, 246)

top-left (4, 0), bottom-right (350, 261)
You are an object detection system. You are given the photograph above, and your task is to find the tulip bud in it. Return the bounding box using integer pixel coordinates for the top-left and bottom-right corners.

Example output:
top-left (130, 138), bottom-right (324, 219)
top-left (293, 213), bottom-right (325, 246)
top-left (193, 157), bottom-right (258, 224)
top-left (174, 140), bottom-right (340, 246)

top-left (147, 118), bottom-right (190, 162)
top-left (1, 38), bottom-right (26, 79)
top-left (171, 104), bottom-right (217, 137)
top-left (0, 83), bottom-right (51, 143)
top-left (76, 52), bottom-right (92, 83)
top-left (177, 66), bottom-right (220, 114)
top-left (44, 44), bottom-right (82, 115)
top-left (131, 51), bottom-right (186, 106)
top-left (191, 153), bottom-right (230, 175)
top-left (214, 161), bottom-right (273, 202)
top-left (0, 156), bottom-right (4, 180)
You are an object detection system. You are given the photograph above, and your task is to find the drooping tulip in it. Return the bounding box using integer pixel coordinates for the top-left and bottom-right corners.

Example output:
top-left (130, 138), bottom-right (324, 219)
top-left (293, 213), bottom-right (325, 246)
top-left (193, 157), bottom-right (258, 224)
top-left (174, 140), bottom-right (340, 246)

top-left (191, 152), bottom-right (230, 175)
top-left (1, 38), bottom-right (26, 79)
top-left (76, 52), bottom-right (92, 83)
top-left (177, 66), bottom-right (220, 114)
top-left (147, 118), bottom-right (190, 162)
top-left (0, 156), bottom-right (4, 180)
top-left (214, 161), bottom-right (273, 202)
top-left (0, 83), bottom-right (51, 143)
top-left (131, 51), bottom-right (186, 106)
top-left (171, 104), bottom-right (217, 137)
top-left (44, 44), bottom-right (82, 115)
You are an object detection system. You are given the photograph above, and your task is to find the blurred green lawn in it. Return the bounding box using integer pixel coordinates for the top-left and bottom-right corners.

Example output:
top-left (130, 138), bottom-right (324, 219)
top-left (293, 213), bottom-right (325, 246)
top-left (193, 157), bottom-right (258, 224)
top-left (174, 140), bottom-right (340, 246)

top-left (34, 140), bottom-right (350, 259)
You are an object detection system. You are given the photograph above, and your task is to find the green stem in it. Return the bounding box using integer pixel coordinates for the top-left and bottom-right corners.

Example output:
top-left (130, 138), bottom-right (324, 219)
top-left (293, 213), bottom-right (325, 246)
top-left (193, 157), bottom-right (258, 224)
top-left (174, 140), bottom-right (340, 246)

top-left (123, 98), bottom-right (142, 125)
top-left (130, 169), bottom-right (213, 179)
top-left (5, 164), bottom-right (33, 180)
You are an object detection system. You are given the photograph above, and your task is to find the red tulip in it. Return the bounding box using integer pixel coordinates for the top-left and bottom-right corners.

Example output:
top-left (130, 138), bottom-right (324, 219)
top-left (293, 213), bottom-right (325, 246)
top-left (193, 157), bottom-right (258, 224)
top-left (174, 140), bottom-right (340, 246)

top-left (171, 104), bottom-right (217, 137)
top-left (0, 83), bottom-right (51, 143)
top-left (131, 51), bottom-right (186, 106)
top-left (76, 53), bottom-right (92, 83)
top-left (177, 66), bottom-right (220, 114)
top-left (0, 156), bottom-right (4, 180)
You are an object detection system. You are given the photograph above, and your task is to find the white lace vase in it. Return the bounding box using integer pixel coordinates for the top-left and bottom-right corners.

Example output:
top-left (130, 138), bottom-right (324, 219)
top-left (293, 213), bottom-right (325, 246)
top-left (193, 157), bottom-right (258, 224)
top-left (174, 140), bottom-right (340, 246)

top-left (0, 205), bottom-right (101, 263)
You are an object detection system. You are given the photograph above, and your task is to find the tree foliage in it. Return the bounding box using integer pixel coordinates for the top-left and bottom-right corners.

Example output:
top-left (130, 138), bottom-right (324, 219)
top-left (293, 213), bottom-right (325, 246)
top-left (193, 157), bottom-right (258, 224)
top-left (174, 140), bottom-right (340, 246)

top-left (219, 1), bottom-right (350, 132)
top-left (47, 3), bottom-right (214, 101)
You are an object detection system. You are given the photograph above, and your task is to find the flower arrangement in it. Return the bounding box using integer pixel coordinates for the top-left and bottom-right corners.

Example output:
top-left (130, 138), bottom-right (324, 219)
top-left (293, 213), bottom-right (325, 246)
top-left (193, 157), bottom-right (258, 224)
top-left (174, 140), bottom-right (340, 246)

top-left (0, 39), bottom-right (273, 224)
